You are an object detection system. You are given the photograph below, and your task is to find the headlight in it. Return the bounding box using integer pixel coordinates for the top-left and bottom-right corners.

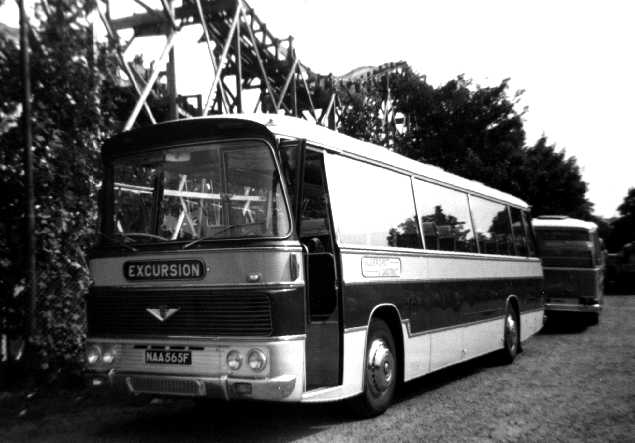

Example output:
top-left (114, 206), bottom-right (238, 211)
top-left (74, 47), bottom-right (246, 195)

top-left (247, 349), bottom-right (267, 372)
top-left (102, 346), bottom-right (117, 364)
top-left (226, 350), bottom-right (242, 370)
top-left (86, 344), bottom-right (102, 365)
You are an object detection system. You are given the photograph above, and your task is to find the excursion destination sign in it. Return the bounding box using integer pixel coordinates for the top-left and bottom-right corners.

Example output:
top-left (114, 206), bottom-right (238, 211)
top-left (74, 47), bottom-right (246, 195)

top-left (123, 259), bottom-right (206, 281)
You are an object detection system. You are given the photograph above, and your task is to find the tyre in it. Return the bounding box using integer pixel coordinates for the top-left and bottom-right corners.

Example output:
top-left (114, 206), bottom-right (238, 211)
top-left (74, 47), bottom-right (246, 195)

top-left (587, 312), bottom-right (599, 326)
top-left (348, 318), bottom-right (397, 418)
top-left (500, 304), bottom-right (520, 364)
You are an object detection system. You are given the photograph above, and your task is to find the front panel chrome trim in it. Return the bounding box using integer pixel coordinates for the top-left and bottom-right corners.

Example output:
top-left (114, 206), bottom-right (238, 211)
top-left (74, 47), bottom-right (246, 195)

top-left (302, 386), bottom-right (351, 403)
top-left (154, 245), bottom-right (304, 254)
top-left (542, 266), bottom-right (604, 272)
top-left (545, 303), bottom-right (601, 313)
top-left (90, 282), bottom-right (304, 290)
top-left (115, 372), bottom-right (296, 400)
top-left (343, 325), bottom-right (367, 334)
top-left (88, 334), bottom-right (306, 344)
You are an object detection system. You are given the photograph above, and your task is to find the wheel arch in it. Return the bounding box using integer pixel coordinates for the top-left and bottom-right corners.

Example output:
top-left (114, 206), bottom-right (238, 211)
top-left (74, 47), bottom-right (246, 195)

top-left (367, 304), bottom-right (405, 384)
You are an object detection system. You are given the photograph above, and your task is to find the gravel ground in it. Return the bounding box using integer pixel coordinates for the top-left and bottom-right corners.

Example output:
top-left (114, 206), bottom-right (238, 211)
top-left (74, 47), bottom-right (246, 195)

top-left (1, 295), bottom-right (633, 442)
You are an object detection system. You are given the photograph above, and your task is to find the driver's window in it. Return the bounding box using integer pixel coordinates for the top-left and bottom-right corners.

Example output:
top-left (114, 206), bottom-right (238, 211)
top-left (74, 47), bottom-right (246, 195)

top-left (113, 164), bottom-right (157, 235)
top-left (300, 150), bottom-right (333, 253)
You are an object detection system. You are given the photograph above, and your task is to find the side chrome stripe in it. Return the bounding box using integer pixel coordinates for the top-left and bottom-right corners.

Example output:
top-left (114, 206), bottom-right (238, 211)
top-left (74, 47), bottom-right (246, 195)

top-left (340, 250), bottom-right (543, 284)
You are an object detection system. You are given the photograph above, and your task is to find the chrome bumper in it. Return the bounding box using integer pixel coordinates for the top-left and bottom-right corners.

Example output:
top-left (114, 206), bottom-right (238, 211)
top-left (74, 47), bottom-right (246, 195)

top-left (89, 370), bottom-right (296, 401)
top-left (85, 335), bottom-right (306, 402)
top-left (545, 302), bottom-right (601, 313)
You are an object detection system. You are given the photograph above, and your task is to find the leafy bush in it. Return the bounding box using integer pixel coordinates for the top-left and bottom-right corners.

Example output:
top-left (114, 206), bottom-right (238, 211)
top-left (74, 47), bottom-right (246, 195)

top-left (0, 1), bottom-right (123, 374)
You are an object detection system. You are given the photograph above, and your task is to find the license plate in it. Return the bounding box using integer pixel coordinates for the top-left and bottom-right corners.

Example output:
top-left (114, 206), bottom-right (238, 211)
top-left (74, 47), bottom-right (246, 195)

top-left (145, 350), bottom-right (192, 365)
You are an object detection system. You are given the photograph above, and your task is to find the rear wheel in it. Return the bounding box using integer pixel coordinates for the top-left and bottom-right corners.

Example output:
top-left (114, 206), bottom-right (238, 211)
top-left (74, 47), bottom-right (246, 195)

top-left (500, 305), bottom-right (520, 364)
top-left (349, 319), bottom-right (397, 417)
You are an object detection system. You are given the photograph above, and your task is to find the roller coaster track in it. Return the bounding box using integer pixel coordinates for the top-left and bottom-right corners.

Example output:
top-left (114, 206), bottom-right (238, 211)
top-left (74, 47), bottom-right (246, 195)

top-left (99, 0), bottom-right (406, 136)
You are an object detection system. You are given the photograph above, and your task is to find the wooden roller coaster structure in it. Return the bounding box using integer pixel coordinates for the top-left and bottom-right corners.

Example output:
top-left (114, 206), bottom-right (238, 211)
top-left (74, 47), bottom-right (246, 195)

top-left (98, 0), bottom-right (406, 140)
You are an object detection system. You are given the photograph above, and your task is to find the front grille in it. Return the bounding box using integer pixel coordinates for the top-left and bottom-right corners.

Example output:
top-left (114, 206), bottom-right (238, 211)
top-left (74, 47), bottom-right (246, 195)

top-left (129, 376), bottom-right (203, 396)
top-left (543, 269), bottom-right (598, 298)
top-left (87, 289), bottom-right (273, 337)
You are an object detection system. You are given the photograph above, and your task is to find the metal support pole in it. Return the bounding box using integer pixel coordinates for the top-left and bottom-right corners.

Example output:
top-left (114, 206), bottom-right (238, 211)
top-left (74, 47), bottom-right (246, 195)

top-left (160, 0), bottom-right (179, 30)
top-left (195, 0), bottom-right (230, 113)
top-left (19, 0), bottom-right (37, 347)
top-left (289, 38), bottom-right (297, 116)
top-left (234, 16), bottom-right (243, 113)
top-left (166, 0), bottom-right (177, 120)
top-left (276, 57), bottom-right (299, 110)
top-left (318, 92), bottom-right (336, 127)
top-left (202, 3), bottom-right (241, 115)
top-left (241, 7), bottom-right (277, 112)
top-left (298, 66), bottom-right (316, 120)
top-left (124, 32), bottom-right (176, 130)
top-left (384, 74), bottom-right (389, 146)
top-left (167, 47), bottom-right (177, 120)
top-left (168, 0), bottom-right (179, 120)
top-left (97, 4), bottom-right (156, 123)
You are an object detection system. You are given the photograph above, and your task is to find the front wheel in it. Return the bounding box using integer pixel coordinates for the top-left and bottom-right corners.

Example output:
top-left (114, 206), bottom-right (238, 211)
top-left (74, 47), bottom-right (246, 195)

top-left (500, 305), bottom-right (520, 364)
top-left (348, 319), bottom-right (397, 418)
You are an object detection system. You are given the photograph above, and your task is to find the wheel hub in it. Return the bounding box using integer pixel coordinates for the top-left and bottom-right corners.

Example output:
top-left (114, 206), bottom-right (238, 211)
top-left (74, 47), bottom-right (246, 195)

top-left (506, 314), bottom-right (518, 352)
top-left (366, 338), bottom-right (395, 396)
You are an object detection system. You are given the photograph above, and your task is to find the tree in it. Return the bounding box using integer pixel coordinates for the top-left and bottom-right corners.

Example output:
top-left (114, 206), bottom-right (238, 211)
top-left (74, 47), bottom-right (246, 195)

top-left (515, 137), bottom-right (593, 219)
top-left (391, 72), bottom-right (527, 195)
top-left (1, 1), bottom-right (202, 379)
top-left (338, 65), bottom-right (594, 220)
top-left (0, 0), bottom-right (124, 375)
top-left (607, 188), bottom-right (635, 251)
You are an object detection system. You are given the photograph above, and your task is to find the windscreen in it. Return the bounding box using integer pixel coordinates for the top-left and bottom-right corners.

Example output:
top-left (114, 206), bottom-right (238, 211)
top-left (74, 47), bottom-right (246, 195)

top-left (108, 141), bottom-right (290, 243)
top-left (535, 228), bottom-right (594, 267)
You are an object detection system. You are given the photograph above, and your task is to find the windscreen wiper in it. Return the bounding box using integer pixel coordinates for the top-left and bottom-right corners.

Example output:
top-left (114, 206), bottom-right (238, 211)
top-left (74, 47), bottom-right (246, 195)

top-left (182, 225), bottom-right (243, 249)
top-left (99, 232), bottom-right (138, 252)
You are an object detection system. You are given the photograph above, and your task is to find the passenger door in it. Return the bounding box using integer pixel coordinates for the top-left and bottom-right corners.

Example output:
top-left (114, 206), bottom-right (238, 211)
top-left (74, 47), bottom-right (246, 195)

top-left (299, 149), bottom-right (341, 389)
top-left (278, 141), bottom-right (341, 389)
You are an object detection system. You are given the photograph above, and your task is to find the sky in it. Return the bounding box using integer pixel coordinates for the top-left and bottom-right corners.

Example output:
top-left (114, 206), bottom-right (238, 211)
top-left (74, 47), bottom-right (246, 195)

top-left (1, 0), bottom-right (633, 217)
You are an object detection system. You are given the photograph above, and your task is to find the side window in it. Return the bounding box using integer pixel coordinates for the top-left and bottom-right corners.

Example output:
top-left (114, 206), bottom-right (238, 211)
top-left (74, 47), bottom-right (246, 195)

top-left (510, 207), bottom-right (529, 256)
top-left (523, 212), bottom-right (537, 257)
top-left (591, 231), bottom-right (603, 265)
top-left (326, 155), bottom-right (422, 249)
top-left (299, 150), bottom-right (333, 253)
top-left (470, 196), bottom-right (514, 255)
top-left (278, 139), bottom-right (302, 214)
top-left (113, 163), bottom-right (158, 235)
top-left (413, 179), bottom-right (476, 252)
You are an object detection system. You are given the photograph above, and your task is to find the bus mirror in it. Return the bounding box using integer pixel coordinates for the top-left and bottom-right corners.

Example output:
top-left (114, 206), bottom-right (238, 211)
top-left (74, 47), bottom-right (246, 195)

top-left (165, 152), bottom-right (191, 162)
